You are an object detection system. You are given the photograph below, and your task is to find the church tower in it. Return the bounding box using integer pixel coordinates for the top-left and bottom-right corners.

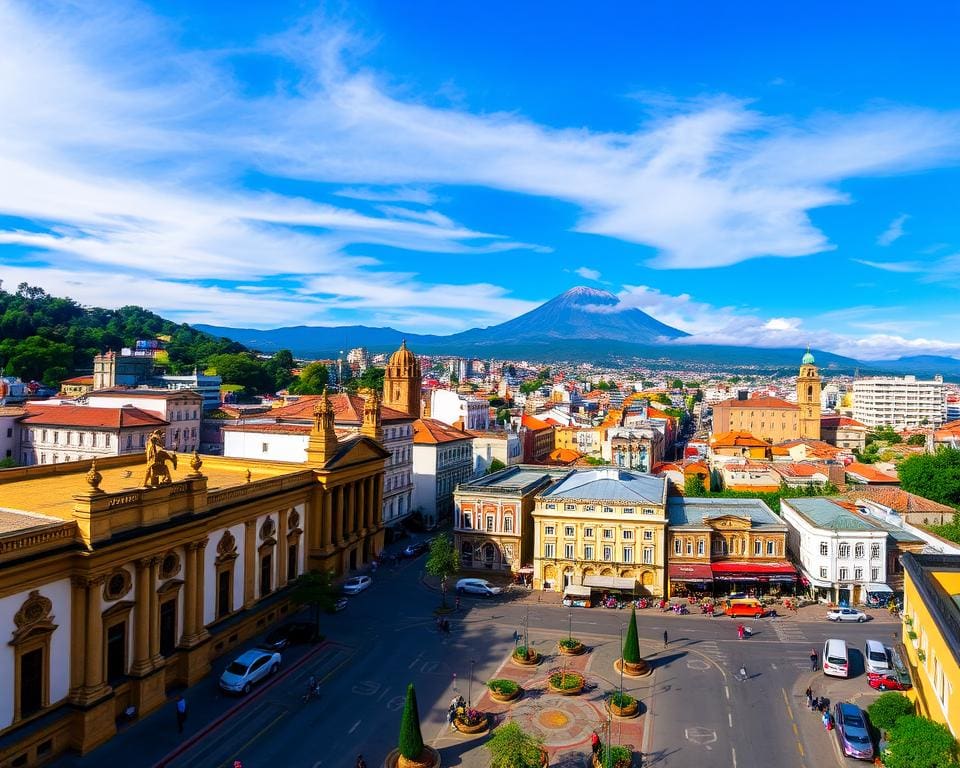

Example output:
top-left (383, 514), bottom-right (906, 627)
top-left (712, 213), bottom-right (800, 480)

top-left (306, 388), bottom-right (339, 464)
top-left (797, 348), bottom-right (821, 440)
top-left (383, 340), bottom-right (422, 419)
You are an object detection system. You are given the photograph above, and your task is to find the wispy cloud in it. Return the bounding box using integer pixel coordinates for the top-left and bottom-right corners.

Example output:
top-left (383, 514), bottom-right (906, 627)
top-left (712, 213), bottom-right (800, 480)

top-left (854, 259), bottom-right (925, 273)
top-left (877, 213), bottom-right (909, 246)
top-left (575, 267), bottom-right (602, 281)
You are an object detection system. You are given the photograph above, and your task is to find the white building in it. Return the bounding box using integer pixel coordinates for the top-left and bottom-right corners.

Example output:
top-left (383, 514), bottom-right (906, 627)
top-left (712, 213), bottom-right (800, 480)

top-left (0, 406), bottom-right (25, 463)
top-left (468, 429), bottom-right (522, 476)
top-left (412, 418), bottom-right (473, 527)
top-left (347, 347), bottom-right (370, 373)
top-left (782, 497), bottom-right (890, 605)
top-left (86, 390), bottom-right (203, 452)
top-left (429, 389), bottom-right (490, 431)
top-left (852, 375), bottom-right (947, 429)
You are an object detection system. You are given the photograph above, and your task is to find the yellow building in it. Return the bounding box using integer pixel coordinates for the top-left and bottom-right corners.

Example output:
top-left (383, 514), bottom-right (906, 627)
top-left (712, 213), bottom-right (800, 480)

top-left (554, 425), bottom-right (603, 458)
top-left (901, 553), bottom-right (960, 737)
top-left (532, 468), bottom-right (668, 597)
top-left (0, 390), bottom-right (387, 766)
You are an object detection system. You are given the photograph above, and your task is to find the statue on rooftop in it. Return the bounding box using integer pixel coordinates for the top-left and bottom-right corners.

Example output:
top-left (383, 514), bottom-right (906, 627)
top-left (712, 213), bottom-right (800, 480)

top-left (144, 429), bottom-right (177, 487)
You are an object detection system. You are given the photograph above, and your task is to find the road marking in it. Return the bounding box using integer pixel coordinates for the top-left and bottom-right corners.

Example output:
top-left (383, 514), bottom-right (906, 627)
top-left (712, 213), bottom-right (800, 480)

top-left (792, 722), bottom-right (799, 736)
top-left (770, 663), bottom-right (778, 670)
top-left (684, 726), bottom-right (717, 747)
top-left (724, 685), bottom-right (730, 700)
top-left (220, 711), bottom-right (285, 768)
top-left (349, 720), bottom-right (362, 734)
top-left (728, 712), bottom-right (733, 728)
top-left (797, 741), bottom-right (805, 757)
top-left (731, 746), bottom-right (737, 768)
top-left (686, 659), bottom-right (710, 670)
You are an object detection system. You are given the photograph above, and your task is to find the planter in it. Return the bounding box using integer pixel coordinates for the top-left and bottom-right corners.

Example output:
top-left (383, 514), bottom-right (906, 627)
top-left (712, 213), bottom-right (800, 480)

top-left (385, 746), bottom-right (441, 768)
top-left (540, 747), bottom-right (549, 767)
top-left (557, 640), bottom-right (586, 656)
top-left (455, 713), bottom-right (489, 734)
top-left (547, 671), bottom-right (585, 696)
top-left (606, 695), bottom-right (639, 719)
top-left (615, 658), bottom-right (650, 677)
top-left (591, 748), bottom-right (631, 768)
top-left (512, 649), bottom-right (541, 667)
top-left (488, 682), bottom-right (522, 702)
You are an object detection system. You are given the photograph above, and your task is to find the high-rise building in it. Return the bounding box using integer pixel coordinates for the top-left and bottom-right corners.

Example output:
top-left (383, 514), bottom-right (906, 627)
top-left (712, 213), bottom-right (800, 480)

top-left (852, 375), bottom-right (946, 428)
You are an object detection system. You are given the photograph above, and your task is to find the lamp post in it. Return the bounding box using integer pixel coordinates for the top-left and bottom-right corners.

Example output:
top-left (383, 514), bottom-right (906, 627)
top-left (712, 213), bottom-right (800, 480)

top-left (524, 605), bottom-right (530, 651)
top-left (468, 658), bottom-right (475, 708)
top-left (568, 610), bottom-right (573, 642)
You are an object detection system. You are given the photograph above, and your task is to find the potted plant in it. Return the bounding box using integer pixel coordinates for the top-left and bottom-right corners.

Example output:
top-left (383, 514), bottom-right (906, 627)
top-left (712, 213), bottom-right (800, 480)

top-left (607, 691), bottom-right (639, 718)
top-left (388, 684), bottom-right (441, 768)
top-left (512, 644), bottom-right (540, 666)
top-left (917, 649), bottom-right (927, 663)
top-left (616, 607), bottom-right (649, 676)
top-left (486, 721), bottom-right (547, 768)
top-left (903, 616), bottom-right (913, 627)
top-left (454, 705), bottom-right (488, 734)
top-left (593, 744), bottom-right (632, 768)
top-left (547, 668), bottom-right (585, 695)
top-left (487, 678), bottom-right (522, 702)
top-left (557, 637), bottom-right (586, 655)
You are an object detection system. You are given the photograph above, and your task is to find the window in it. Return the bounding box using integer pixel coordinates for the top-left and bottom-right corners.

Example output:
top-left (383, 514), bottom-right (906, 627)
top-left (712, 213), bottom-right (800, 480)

top-left (854, 543), bottom-right (865, 559)
top-left (564, 525), bottom-right (575, 537)
top-left (871, 567), bottom-right (879, 581)
top-left (544, 543), bottom-right (556, 558)
top-left (643, 530), bottom-right (653, 540)
top-left (623, 507), bottom-right (635, 514)
top-left (584, 545), bottom-right (594, 560)
top-left (463, 513), bottom-right (472, 529)
top-left (288, 543), bottom-right (298, 581)
top-left (602, 529), bottom-right (614, 539)
top-left (871, 544), bottom-right (881, 560)
top-left (603, 506), bottom-right (614, 514)
top-left (503, 516), bottom-right (513, 533)
top-left (674, 539), bottom-right (682, 555)
top-left (486, 515), bottom-right (494, 532)
top-left (544, 525), bottom-right (555, 536)
top-left (854, 567), bottom-right (863, 581)
top-left (623, 547), bottom-right (633, 562)
top-left (545, 503), bottom-right (556, 510)
top-left (820, 567), bottom-right (828, 579)
top-left (217, 570), bottom-right (232, 618)
top-left (755, 540), bottom-right (762, 555)
top-left (564, 544), bottom-right (574, 559)
top-left (564, 503), bottom-right (576, 511)
top-left (603, 546), bottom-right (613, 561)
top-left (584, 527), bottom-right (594, 538)
top-left (260, 553), bottom-right (273, 597)
top-left (642, 547), bottom-right (654, 564)
top-left (643, 508), bottom-right (656, 515)
top-left (698, 539), bottom-right (705, 556)
top-left (820, 542), bottom-right (828, 556)
top-left (584, 505), bottom-right (595, 512)
top-left (159, 601), bottom-right (177, 657)
top-left (262, 442), bottom-right (269, 453)
top-left (838, 543), bottom-right (850, 558)
top-left (623, 530), bottom-right (634, 540)
top-left (686, 540), bottom-right (693, 555)
top-left (19, 648), bottom-right (44, 719)
top-left (766, 541), bottom-right (776, 556)
top-left (839, 567), bottom-right (849, 580)
top-left (106, 621), bottom-right (127, 683)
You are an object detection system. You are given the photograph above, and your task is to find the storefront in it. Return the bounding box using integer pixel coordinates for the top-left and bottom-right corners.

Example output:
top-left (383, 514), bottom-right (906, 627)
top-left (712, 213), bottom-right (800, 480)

top-left (562, 583), bottom-right (592, 608)
top-left (710, 561), bottom-right (798, 597)
top-left (583, 575), bottom-right (638, 599)
top-left (667, 563), bottom-right (714, 598)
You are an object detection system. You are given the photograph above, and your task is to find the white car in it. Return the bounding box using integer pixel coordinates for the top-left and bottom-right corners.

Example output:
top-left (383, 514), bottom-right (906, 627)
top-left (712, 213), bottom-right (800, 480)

top-left (219, 649), bottom-right (281, 694)
top-left (826, 607), bottom-right (869, 623)
top-left (342, 575), bottom-right (372, 594)
top-left (456, 578), bottom-right (502, 597)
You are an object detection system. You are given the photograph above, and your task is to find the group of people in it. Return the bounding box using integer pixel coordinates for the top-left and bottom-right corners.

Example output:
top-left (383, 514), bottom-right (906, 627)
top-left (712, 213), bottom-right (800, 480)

top-left (736, 624), bottom-right (752, 640)
top-left (447, 695), bottom-right (467, 730)
top-left (805, 686), bottom-right (832, 729)
top-left (436, 616), bottom-right (451, 634)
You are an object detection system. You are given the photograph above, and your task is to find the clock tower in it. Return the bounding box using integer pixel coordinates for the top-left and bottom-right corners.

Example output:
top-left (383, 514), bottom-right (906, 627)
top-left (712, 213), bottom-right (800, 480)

top-left (797, 348), bottom-right (821, 440)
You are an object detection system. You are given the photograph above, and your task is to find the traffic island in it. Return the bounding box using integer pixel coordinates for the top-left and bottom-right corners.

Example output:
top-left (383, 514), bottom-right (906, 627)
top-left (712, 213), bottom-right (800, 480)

top-left (605, 692), bottom-right (639, 719)
top-left (511, 646), bottom-right (541, 666)
top-left (386, 746), bottom-right (441, 768)
top-left (547, 669), bottom-right (585, 695)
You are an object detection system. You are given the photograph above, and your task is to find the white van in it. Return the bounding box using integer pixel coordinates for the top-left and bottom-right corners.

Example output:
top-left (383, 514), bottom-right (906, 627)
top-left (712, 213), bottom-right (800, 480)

top-left (455, 578), bottom-right (502, 597)
top-left (865, 640), bottom-right (891, 675)
top-left (823, 638), bottom-right (849, 678)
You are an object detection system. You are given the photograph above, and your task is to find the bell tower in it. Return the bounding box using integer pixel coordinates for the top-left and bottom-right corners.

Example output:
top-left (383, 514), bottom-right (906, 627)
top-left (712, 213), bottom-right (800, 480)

top-left (306, 388), bottom-right (339, 465)
top-left (383, 340), bottom-right (421, 419)
top-left (797, 348), bottom-right (821, 439)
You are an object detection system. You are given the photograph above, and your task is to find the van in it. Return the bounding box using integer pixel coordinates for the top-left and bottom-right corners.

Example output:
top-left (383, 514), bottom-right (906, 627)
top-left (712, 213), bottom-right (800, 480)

top-left (455, 578), bottom-right (502, 597)
top-left (724, 598), bottom-right (766, 619)
top-left (823, 638), bottom-right (849, 678)
top-left (864, 640), bottom-right (891, 675)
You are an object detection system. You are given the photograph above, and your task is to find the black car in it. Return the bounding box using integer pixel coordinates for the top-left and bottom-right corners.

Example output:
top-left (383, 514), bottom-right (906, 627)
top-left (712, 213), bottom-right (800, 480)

top-left (403, 541), bottom-right (429, 558)
top-left (258, 621), bottom-right (318, 651)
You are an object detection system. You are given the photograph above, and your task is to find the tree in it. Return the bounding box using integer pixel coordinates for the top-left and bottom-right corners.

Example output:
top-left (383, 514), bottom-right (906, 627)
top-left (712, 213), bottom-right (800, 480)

top-left (867, 426), bottom-right (903, 445)
top-left (288, 570), bottom-right (337, 637)
top-left (899, 449), bottom-right (960, 508)
top-left (496, 407), bottom-right (512, 424)
top-left (622, 607), bottom-right (641, 664)
top-left (519, 379), bottom-right (544, 394)
top-left (907, 434), bottom-right (927, 446)
top-left (654, 393), bottom-right (672, 406)
top-left (264, 349), bottom-right (296, 391)
top-left (670, 379), bottom-right (684, 390)
top-left (885, 715), bottom-right (959, 768)
top-left (486, 722), bottom-right (544, 768)
top-left (398, 683), bottom-right (425, 760)
top-left (424, 534), bottom-right (460, 608)
top-left (205, 352), bottom-right (273, 393)
top-left (868, 692), bottom-right (914, 732)
top-left (486, 458), bottom-right (507, 474)
top-left (289, 362), bottom-right (330, 395)
top-left (685, 473), bottom-right (706, 496)
top-left (346, 366), bottom-right (385, 394)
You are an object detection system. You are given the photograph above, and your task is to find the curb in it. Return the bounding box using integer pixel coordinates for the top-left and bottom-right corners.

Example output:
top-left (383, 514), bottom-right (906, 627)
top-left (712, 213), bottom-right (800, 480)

top-left (152, 640), bottom-right (333, 768)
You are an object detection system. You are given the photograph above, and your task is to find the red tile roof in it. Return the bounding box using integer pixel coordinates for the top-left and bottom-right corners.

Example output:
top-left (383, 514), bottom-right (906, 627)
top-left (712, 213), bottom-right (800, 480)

top-left (713, 396), bottom-right (798, 410)
top-left (845, 462), bottom-right (899, 484)
top-left (710, 431), bottom-right (769, 448)
top-left (20, 405), bottom-right (168, 429)
top-left (222, 423), bottom-right (354, 439)
top-left (521, 413), bottom-right (553, 431)
top-left (837, 486), bottom-right (955, 513)
top-left (413, 418), bottom-right (473, 445)
top-left (774, 463), bottom-right (828, 478)
top-left (90, 388), bottom-right (202, 401)
top-left (820, 415), bottom-right (867, 428)
top-left (60, 376), bottom-right (94, 385)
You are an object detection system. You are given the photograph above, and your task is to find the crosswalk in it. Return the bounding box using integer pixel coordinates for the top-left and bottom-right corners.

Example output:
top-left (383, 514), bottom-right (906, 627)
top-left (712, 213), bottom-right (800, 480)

top-left (696, 639), bottom-right (730, 667)
top-left (770, 618), bottom-right (808, 645)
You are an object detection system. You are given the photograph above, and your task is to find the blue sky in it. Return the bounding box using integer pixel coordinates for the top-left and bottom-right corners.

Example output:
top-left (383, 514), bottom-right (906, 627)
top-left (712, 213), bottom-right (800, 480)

top-left (1, 1), bottom-right (960, 360)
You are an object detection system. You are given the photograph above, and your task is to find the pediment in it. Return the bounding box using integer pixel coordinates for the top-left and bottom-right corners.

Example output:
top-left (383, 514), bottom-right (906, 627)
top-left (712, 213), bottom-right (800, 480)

top-left (327, 437), bottom-right (391, 469)
top-left (705, 515), bottom-right (752, 530)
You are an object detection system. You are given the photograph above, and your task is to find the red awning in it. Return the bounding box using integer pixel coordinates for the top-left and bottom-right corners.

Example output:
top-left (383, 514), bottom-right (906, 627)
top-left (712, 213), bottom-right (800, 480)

top-left (711, 561), bottom-right (798, 579)
top-left (668, 563), bottom-right (714, 582)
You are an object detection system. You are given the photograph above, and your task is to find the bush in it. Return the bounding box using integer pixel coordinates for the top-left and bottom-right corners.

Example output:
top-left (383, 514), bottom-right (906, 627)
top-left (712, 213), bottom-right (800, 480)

top-left (597, 744), bottom-right (632, 768)
top-left (549, 670), bottom-right (584, 690)
top-left (609, 691), bottom-right (635, 708)
top-left (515, 645), bottom-right (536, 660)
top-left (487, 679), bottom-right (519, 696)
top-left (398, 683), bottom-right (424, 759)
top-left (622, 607), bottom-right (641, 664)
top-left (558, 637), bottom-right (582, 650)
top-left (486, 721), bottom-right (544, 768)
top-left (885, 715), bottom-right (959, 768)
top-left (868, 692), bottom-right (914, 731)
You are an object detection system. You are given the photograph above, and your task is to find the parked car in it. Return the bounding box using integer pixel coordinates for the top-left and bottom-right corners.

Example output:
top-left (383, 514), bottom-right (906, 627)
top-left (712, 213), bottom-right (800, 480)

top-left (455, 578), bottom-right (502, 597)
top-left (219, 649), bottom-right (281, 694)
top-left (867, 672), bottom-right (912, 692)
top-left (864, 640), bottom-right (892, 675)
top-left (403, 541), bottom-right (429, 558)
top-left (834, 702), bottom-right (875, 761)
top-left (258, 621), bottom-right (317, 651)
top-left (328, 596), bottom-right (348, 613)
top-left (826, 607), bottom-right (868, 622)
top-left (342, 575), bottom-right (372, 594)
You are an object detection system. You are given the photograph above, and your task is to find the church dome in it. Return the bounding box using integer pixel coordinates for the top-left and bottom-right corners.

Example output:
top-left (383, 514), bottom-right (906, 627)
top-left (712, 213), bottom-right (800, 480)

top-left (388, 339), bottom-right (416, 368)
top-left (802, 349), bottom-right (815, 365)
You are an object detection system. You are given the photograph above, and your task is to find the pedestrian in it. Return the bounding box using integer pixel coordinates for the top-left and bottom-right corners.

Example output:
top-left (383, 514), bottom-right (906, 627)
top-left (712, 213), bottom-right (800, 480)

top-left (175, 695), bottom-right (187, 734)
top-left (737, 625), bottom-right (744, 640)
top-left (737, 665), bottom-right (747, 681)
top-left (591, 730), bottom-right (601, 755)
top-left (455, 596), bottom-right (461, 611)
top-left (805, 686), bottom-right (813, 709)
top-left (357, 756), bottom-right (367, 768)
top-left (447, 705), bottom-right (456, 730)
top-left (810, 648), bottom-right (818, 671)
top-left (663, 629), bottom-right (668, 647)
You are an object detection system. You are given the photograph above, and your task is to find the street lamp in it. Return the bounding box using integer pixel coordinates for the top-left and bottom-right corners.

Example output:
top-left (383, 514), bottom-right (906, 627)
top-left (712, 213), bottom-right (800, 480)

top-left (524, 605), bottom-right (530, 651)
top-left (568, 610), bottom-right (573, 642)
top-left (468, 658), bottom-right (475, 708)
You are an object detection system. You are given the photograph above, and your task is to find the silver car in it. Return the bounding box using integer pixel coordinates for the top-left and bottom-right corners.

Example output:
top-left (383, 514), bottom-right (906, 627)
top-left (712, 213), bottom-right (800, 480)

top-left (219, 649), bottom-right (281, 694)
top-left (826, 607), bottom-right (868, 623)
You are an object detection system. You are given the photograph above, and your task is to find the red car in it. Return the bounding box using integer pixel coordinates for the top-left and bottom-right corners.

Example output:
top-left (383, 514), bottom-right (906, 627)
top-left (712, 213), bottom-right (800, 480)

top-left (867, 672), bottom-right (911, 692)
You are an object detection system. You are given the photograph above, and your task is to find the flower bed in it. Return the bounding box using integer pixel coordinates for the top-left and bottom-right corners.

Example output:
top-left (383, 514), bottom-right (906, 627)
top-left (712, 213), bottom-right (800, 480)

top-left (606, 691), bottom-right (639, 718)
top-left (487, 678), bottom-right (522, 702)
top-left (592, 745), bottom-right (632, 768)
top-left (557, 637), bottom-right (586, 655)
top-left (512, 646), bottom-right (541, 666)
top-left (454, 706), bottom-right (488, 734)
top-left (547, 669), bottom-right (585, 695)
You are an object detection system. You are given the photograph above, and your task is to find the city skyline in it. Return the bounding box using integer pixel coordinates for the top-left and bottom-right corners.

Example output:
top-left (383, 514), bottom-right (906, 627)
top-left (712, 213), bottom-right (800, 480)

top-left (1, 1), bottom-right (960, 360)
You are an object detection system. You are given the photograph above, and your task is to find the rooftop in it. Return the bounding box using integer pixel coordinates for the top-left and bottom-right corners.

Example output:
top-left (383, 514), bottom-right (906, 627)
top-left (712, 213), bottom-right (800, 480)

top-left (457, 465), bottom-right (568, 494)
top-left (838, 487), bottom-right (955, 515)
top-left (845, 462), bottom-right (899, 484)
top-left (713, 396), bottom-right (799, 410)
top-left (413, 417), bottom-right (473, 445)
top-left (782, 497), bottom-right (880, 531)
top-left (667, 497), bottom-right (785, 529)
top-left (269, 393), bottom-right (413, 423)
top-left (541, 468), bottom-right (666, 505)
top-left (901, 553), bottom-right (960, 669)
top-left (89, 388), bottom-right (203, 401)
top-left (20, 404), bottom-right (169, 429)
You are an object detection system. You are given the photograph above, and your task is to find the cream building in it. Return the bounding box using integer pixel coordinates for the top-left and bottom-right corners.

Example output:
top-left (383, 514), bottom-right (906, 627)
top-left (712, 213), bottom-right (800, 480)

top-left (532, 469), bottom-right (669, 597)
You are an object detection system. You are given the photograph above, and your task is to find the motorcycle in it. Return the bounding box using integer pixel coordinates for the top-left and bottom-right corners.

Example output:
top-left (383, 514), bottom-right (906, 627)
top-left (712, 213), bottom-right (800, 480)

top-left (302, 677), bottom-right (322, 703)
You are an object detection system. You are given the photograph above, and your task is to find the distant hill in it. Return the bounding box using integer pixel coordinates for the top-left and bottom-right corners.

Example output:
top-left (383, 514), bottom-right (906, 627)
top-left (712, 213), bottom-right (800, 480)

top-left (865, 355), bottom-right (960, 376)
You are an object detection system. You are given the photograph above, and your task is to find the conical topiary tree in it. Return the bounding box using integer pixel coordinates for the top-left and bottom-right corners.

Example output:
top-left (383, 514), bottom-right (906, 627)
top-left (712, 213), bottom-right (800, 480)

top-left (622, 607), bottom-right (641, 664)
top-left (398, 683), bottom-right (425, 761)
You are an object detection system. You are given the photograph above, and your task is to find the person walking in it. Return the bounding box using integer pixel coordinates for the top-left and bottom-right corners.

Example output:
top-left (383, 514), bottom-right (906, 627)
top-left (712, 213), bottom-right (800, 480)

top-left (591, 730), bottom-right (601, 755)
top-left (810, 648), bottom-right (818, 671)
top-left (356, 755), bottom-right (367, 768)
top-left (663, 630), bottom-right (668, 648)
top-left (455, 596), bottom-right (461, 611)
top-left (175, 695), bottom-right (187, 734)
top-left (737, 624), bottom-right (744, 640)
top-left (805, 686), bottom-right (813, 709)
top-left (737, 665), bottom-right (747, 681)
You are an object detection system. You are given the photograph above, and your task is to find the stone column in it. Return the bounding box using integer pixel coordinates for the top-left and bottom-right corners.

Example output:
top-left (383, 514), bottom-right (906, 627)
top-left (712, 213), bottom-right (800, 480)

top-left (69, 577), bottom-right (87, 694)
top-left (333, 486), bottom-right (343, 543)
top-left (277, 510), bottom-right (289, 589)
top-left (366, 476), bottom-right (375, 529)
top-left (243, 519), bottom-right (257, 609)
top-left (130, 559), bottom-right (153, 675)
top-left (357, 480), bottom-right (365, 533)
top-left (347, 482), bottom-right (357, 537)
top-left (375, 474), bottom-right (384, 527)
top-left (322, 489), bottom-right (333, 549)
top-left (194, 539), bottom-right (208, 639)
top-left (182, 545), bottom-right (197, 643)
top-left (83, 575), bottom-right (107, 693)
top-left (148, 557), bottom-right (162, 665)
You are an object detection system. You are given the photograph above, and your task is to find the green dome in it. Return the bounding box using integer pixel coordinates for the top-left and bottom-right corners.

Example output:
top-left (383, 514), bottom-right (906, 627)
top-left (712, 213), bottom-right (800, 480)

top-left (802, 350), bottom-right (815, 365)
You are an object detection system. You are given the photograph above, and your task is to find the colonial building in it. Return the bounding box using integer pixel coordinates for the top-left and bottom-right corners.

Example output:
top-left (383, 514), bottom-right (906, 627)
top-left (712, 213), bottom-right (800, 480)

top-left (453, 466), bottom-right (566, 574)
top-left (0, 391), bottom-right (386, 766)
top-left (666, 498), bottom-right (795, 597)
top-left (86, 389), bottom-right (204, 453)
top-left (519, 414), bottom-right (554, 463)
top-left (467, 428), bottom-right (522, 476)
top-left (820, 415), bottom-right (868, 451)
top-left (412, 418), bottom-right (473, 527)
top-left (532, 469), bottom-right (669, 597)
top-left (607, 425), bottom-right (663, 473)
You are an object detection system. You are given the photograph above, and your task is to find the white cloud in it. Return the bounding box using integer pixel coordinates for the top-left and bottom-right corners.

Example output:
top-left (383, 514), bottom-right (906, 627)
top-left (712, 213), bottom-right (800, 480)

top-left (575, 267), bottom-right (602, 281)
top-left (763, 317), bottom-right (802, 331)
top-left (877, 213), bottom-right (909, 246)
top-left (855, 259), bottom-right (924, 273)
